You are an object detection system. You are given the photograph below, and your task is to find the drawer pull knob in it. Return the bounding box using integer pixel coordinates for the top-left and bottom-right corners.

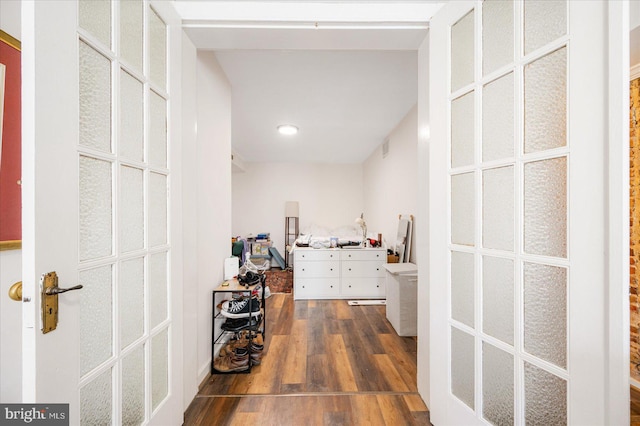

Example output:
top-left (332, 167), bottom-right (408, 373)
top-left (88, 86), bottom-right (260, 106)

top-left (349, 268), bottom-right (351, 271)
top-left (376, 268), bottom-right (379, 271)
top-left (377, 285), bottom-right (380, 288)
top-left (349, 285), bottom-right (352, 288)
top-left (330, 268), bottom-right (333, 271)
top-left (302, 268), bottom-right (305, 271)
top-left (330, 285), bottom-right (333, 288)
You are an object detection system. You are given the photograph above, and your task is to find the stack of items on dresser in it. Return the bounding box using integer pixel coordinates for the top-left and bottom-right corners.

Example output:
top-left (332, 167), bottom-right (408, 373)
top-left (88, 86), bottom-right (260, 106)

top-left (214, 271), bottom-right (266, 373)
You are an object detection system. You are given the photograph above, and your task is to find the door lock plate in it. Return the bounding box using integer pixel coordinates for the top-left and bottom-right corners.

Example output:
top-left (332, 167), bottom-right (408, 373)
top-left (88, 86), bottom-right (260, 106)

top-left (40, 271), bottom-right (83, 334)
top-left (41, 272), bottom-right (59, 334)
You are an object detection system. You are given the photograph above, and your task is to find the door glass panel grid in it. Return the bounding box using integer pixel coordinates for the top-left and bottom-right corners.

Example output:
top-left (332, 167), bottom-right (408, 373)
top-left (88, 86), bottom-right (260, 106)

top-left (78, 0), bottom-right (114, 52)
top-left (119, 0), bottom-right (144, 75)
top-left (448, 0), bottom-right (572, 422)
top-left (78, 0), bottom-right (170, 423)
top-left (148, 5), bottom-right (168, 94)
top-left (523, 0), bottom-right (568, 57)
top-left (151, 326), bottom-right (170, 413)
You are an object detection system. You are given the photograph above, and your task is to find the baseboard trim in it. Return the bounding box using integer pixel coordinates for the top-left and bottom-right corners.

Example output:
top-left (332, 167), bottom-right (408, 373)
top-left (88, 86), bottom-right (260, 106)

top-left (198, 372), bottom-right (212, 391)
top-left (198, 361), bottom-right (210, 387)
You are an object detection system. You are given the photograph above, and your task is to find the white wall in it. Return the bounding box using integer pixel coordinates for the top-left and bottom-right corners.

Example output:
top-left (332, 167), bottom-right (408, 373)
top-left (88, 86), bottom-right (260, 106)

top-left (0, 0), bottom-right (21, 404)
top-left (0, 249), bottom-right (22, 402)
top-left (193, 51), bottom-right (232, 388)
top-left (362, 105), bottom-right (418, 262)
top-left (232, 162), bottom-right (364, 255)
top-left (0, 0), bottom-right (20, 39)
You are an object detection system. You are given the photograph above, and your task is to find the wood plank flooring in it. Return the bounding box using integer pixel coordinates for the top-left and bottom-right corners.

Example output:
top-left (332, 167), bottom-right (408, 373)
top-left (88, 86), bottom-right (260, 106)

top-left (632, 386), bottom-right (640, 425)
top-left (184, 294), bottom-right (430, 425)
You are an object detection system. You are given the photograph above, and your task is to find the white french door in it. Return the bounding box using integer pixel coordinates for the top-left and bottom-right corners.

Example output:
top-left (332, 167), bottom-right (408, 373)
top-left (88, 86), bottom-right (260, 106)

top-left (22, 1), bottom-right (182, 424)
top-left (429, 0), bottom-right (619, 424)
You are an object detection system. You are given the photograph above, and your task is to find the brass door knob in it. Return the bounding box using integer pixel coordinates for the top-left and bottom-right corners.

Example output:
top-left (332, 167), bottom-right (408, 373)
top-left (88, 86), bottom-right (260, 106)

top-left (8, 281), bottom-right (22, 301)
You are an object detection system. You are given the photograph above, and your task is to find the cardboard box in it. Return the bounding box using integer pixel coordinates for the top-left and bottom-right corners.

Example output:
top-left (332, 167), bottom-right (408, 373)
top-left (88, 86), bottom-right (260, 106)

top-left (387, 254), bottom-right (399, 263)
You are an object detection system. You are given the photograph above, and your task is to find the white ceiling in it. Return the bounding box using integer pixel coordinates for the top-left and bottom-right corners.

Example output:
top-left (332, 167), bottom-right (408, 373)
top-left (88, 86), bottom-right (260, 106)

top-left (215, 49), bottom-right (418, 163)
top-left (176, 1), bottom-right (441, 164)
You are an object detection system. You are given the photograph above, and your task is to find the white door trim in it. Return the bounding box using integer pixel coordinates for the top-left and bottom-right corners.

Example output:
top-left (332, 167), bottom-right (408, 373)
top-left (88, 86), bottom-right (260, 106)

top-left (607, 1), bottom-right (631, 424)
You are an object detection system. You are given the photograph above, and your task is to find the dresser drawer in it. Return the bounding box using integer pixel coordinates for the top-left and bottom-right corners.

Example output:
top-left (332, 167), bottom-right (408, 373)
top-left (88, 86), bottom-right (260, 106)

top-left (295, 278), bottom-right (340, 299)
top-left (340, 249), bottom-right (385, 262)
top-left (341, 278), bottom-right (385, 298)
top-left (295, 261), bottom-right (339, 278)
top-left (341, 261), bottom-right (385, 278)
top-left (295, 249), bottom-right (339, 261)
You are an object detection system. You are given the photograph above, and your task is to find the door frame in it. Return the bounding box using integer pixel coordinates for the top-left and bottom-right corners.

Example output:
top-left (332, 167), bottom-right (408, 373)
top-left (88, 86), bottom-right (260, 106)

top-left (607, 1), bottom-right (631, 424)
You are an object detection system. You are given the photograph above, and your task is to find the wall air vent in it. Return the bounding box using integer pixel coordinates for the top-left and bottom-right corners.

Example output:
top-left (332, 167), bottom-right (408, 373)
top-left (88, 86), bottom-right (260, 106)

top-left (382, 139), bottom-right (390, 159)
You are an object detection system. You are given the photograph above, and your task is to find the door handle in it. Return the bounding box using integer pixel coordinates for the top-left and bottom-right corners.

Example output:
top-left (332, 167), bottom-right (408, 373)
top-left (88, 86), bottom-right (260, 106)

top-left (41, 271), bottom-right (83, 334)
top-left (8, 281), bottom-right (22, 301)
top-left (45, 284), bottom-right (83, 295)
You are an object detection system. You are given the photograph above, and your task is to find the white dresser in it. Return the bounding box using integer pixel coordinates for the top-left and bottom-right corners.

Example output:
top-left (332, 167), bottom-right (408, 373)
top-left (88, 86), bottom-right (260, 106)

top-left (293, 248), bottom-right (386, 300)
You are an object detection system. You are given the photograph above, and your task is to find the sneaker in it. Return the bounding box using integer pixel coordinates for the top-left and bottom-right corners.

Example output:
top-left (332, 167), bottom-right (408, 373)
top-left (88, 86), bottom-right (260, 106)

top-left (221, 315), bottom-right (262, 332)
top-left (220, 297), bottom-right (261, 318)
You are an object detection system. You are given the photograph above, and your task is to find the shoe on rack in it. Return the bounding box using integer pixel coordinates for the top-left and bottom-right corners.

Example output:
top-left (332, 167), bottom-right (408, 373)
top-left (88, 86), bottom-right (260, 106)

top-left (221, 315), bottom-right (262, 332)
top-left (214, 347), bottom-right (249, 372)
top-left (220, 297), bottom-right (261, 319)
top-left (250, 351), bottom-right (262, 366)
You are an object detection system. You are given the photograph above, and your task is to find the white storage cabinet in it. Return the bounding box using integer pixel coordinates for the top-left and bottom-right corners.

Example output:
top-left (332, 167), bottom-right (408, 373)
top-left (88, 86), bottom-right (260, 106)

top-left (293, 248), bottom-right (386, 300)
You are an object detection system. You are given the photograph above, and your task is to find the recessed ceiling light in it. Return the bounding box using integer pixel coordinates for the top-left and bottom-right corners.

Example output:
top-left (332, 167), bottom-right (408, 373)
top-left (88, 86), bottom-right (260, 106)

top-left (277, 124), bottom-right (299, 135)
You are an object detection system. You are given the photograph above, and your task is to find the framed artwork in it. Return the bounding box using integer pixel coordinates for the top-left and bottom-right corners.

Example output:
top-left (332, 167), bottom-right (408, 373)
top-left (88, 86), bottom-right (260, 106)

top-left (0, 30), bottom-right (21, 250)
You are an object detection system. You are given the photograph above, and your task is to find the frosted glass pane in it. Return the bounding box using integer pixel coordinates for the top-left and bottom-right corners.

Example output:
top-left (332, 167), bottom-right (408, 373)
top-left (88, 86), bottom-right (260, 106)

top-left (79, 41), bottom-right (112, 153)
top-left (120, 258), bottom-right (144, 349)
top-left (524, 0), bottom-right (566, 55)
top-left (451, 11), bottom-right (475, 92)
top-left (451, 91), bottom-right (475, 168)
top-left (483, 343), bottom-right (514, 426)
top-left (80, 265), bottom-right (113, 376)
top-left (120, 166), bottom-right (144, 253)
top-left (120, 0), bottom-right (143, 72)
top-left (451, 173), bottom-right (475, 246)
top-left (122, 346), bottom-right (145, 425)
top-left (524, 157), bottom-right (567, 257)
top-left (524, 362), bottom-right (567, 425)
top-left (483, 73), bottom-right (514, 161)
top-left (119, 70), bottom-right (144, 162)
top-left (79, 0), bottom-right (111, 48)
top-left (483, 256), bottom-right (514, 345)
top-left (149, 7), bottom-right (167, 90)
top-left (150, 252), bottom-right (168, 330)
top-left (152, 329), bottom-right (169, 410)
top-left (149, 92), bottom-right (167, 168)
top-left (451, 251), bottom-right (474, 328)
top-left (524, 262), bottom-right (567, 368)
top-left (482, 0), bottom-right (514, 75)
top-left (149, 173), bottom-right (168, 247)
top-left (79, 156), bottom-right (113, 261)
top-left (524, 48), bottom-right (567, 153)
top-left (483, 166), bottom-right (514, 251)
top-left (451, 327), bottom-right (474, 409)
top-left (80, 368), bottom-right (112, 425)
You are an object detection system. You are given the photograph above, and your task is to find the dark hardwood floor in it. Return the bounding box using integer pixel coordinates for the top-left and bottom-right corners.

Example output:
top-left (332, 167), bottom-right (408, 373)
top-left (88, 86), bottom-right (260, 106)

top-left (184, 294), bottom-right (430, 425)
top-left (632, 385), bottom-right (640, 425)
